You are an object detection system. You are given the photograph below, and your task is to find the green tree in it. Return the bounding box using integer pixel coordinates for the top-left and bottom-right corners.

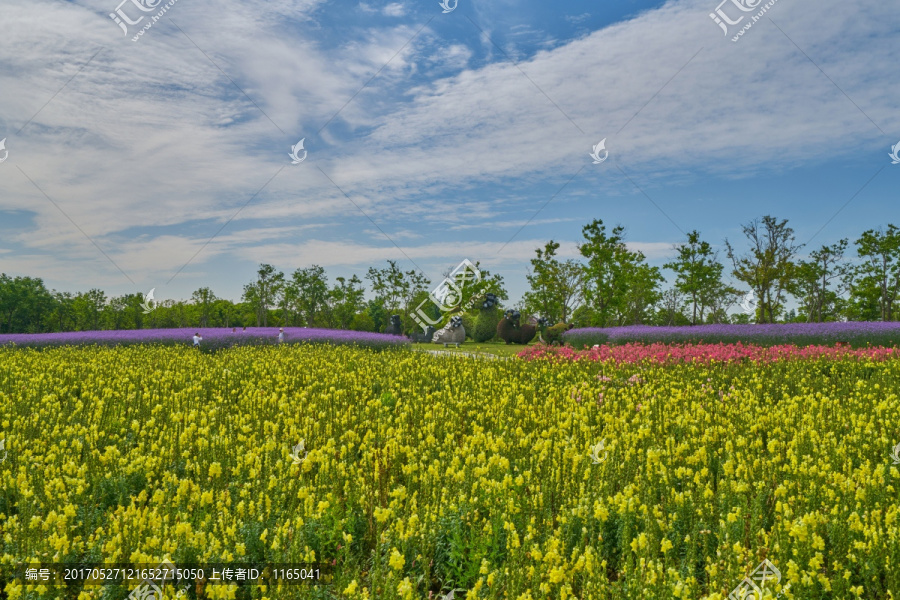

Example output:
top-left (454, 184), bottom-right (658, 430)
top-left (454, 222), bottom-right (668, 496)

top-left (849, 225), bottom-right (900, 321)
top-left (242, 264), bottom-right (284, 327)
top-left (291, 266), bottom-right (330, 327)
top-left (523, 241), bottom-right (583, 323)
top-left (725, 216), bottom-right (802, 323)
top-left (72, 289), bottom-right (107, 331)
top-left (664, 230), bottom-right (726, 325)
top-left (328, 275), bottom-right (366, 330)
top-left (789, 239), bottom-right (850, 322)
top-left (619, 261), bottom-right (663, 325)
top-left (191, 287), bottom-right (218, 328)
top-left (578, 219), bottom-right (661, 326)
top-left (367, 261), bottom-right (430, 331)
top-left (0, 275), bottom-right (53, 333)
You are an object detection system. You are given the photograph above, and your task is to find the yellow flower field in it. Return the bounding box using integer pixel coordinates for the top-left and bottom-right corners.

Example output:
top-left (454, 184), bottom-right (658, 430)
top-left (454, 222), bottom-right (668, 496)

top-left (1, 344), bottom-right (899, 599)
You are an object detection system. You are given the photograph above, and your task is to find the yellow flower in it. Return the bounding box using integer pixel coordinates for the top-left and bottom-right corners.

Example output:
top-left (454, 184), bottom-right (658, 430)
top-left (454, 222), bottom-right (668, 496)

top-left (389, 548), bottom-right (405, 571)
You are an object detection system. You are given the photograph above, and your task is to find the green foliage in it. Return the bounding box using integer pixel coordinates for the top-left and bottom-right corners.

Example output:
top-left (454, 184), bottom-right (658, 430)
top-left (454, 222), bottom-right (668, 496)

top-left (543, 322), bottom-right (572, 345)
top-left (578, 219), bottom-right (663, 327)
top-left (725, 216), bottom-right (802, 324)
top-left (849, 225), bottom-right (900, 321)
top-left (664, 231), bottom-right (731, 325)
top-left (523, 241), bottom-right (583, 323)
top-left (474, 308), bottom-right (501, 342)
top-left (350, 312), bottom-right (376, 332)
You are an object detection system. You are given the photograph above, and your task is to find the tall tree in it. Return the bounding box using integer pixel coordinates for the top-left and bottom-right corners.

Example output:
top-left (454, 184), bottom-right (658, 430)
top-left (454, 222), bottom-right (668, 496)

top-left (366, 260), bottom-right (430, 319)
top-left (523, 241), bottom-right (583, 323)
top-left (578, 219), bottom-right (661, 326)
top-left (328, 275), bottom-right (366, 330)
top-left (850, 225), bottom-right (900, 321)
top-left (789, 239), bottom-right (850, 322)
top-left (191, 287), bottom-right (218, 328)
top-left (664, 230), bottom-right (726, 325)
top-left (242, 264), bottom-right (284, 327)
top-left (725, 216), bottom-right (802, 323)
top-left (291, 266), bottom-right (329, 327)
top-left (72, 289), bottom-right (107, 331)
top-left (0, 275), bottom-right (53, 333)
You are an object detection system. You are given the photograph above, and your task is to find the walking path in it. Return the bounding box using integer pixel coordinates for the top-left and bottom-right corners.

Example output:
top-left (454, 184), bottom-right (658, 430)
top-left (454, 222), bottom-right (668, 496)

top-left (416, 348), bottom-right (515, 361)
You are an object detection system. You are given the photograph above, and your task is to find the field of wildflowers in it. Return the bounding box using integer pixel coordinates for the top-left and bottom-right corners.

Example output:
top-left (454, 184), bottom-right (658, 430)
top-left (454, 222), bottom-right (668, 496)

top-left (2, 342), bottom-right (899, 599)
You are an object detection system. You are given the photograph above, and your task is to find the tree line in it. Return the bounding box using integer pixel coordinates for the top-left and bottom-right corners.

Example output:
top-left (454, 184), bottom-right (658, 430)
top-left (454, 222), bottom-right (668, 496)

top-left (1, 216), bottom-right (898, 335)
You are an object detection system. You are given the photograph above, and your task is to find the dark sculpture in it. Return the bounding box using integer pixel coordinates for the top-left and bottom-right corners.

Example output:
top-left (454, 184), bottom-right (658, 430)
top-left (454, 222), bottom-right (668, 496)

top-left (384, 315), bottom-right (403, 335)
top-left (409, 326), bottom-right (436, 343)
top-left (497, 310), bottom-right (536, 345)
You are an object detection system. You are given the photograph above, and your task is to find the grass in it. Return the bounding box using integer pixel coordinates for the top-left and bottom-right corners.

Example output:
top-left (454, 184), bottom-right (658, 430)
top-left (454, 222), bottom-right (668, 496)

top-left (409, 340), bottom-right (538, 357)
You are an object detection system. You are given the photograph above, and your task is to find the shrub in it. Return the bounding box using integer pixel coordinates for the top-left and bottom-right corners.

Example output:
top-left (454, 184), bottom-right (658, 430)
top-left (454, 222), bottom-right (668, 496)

top-left (474, 308), bottom-right (501, 343)
top-left (544, 322), bottom-right (573, 345)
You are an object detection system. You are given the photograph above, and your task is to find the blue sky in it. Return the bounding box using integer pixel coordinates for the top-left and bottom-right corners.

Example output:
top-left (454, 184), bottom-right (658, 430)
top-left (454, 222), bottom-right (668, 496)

top-left (0, 0), bottom-right (897, 306)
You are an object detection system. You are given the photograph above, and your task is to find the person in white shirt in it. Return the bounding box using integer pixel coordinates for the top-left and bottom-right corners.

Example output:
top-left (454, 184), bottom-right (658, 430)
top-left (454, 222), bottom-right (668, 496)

top-left (278, 328), bottom-right (284, 343)
top-left (193, 333), bottom-right (202, 347)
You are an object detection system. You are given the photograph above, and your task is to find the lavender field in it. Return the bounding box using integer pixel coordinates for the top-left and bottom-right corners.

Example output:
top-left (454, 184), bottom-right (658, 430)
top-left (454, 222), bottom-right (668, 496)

top-left (0, 327), bottom-right (409, 351)
top-left (564, 322), bottom-right (900, 348)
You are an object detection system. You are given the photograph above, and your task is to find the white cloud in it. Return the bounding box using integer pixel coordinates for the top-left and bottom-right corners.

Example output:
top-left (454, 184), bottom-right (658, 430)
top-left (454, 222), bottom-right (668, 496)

top-left (382, 3), bottom-right (406, 17)
top-left (0, 0), bottom-right (896, 298)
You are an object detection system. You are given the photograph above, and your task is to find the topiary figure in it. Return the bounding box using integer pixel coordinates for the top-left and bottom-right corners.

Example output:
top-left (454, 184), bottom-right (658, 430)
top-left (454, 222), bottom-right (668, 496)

top-left (474, 294), bottom-right (502, 343)
top-left (433, 316), bottom-right (465, 347)
top-left (544, 322), bottom-right (574, 345)
top-left (497, 310), bottom-right (536, 345)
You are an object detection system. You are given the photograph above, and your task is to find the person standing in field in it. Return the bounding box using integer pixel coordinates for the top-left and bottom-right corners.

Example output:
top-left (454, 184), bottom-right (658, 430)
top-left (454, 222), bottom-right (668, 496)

top-left (193, 333), bottom-right (202, 347)
top-left (278, 328), bottom-right (284, 343)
